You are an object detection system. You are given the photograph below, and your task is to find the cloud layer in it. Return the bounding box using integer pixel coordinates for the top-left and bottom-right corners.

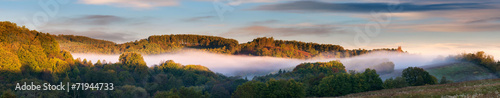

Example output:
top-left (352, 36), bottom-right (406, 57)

top-left (223, 24), bottom-right (345, 37)
top-left (79, 0), bottom-right (179, 8)
top-left (252, 1), bottom-right (495, 13)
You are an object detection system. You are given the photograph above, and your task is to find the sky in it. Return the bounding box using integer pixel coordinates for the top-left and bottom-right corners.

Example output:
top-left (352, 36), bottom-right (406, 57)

top-left (1, 0), bottom-right (499, 60)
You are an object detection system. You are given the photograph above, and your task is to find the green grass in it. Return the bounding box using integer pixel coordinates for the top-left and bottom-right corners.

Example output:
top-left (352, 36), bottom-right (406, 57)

top-left (342, 79), bottom-right (500, 98)
top-left (426, 62), bottom-right (498, 82)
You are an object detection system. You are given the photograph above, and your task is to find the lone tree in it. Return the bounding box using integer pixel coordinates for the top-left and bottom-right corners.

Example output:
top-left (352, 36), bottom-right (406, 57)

top-left (119, 52), bottom-right (148, 80)
top-left (120, 52), bottom-right (147, 67)
top-left (402, 67), bottom-right (437, 86)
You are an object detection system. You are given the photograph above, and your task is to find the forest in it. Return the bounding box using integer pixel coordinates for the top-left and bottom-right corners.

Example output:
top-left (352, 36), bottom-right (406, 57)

top-left (1, 21), bottom-right (500, 97)
top-left (54, 32), bottom-right (403, 59)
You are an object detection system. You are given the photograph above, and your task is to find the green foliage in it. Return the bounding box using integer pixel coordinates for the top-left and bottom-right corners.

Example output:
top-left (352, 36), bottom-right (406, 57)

top-left (0, 21), bottom-right (70, 73)
top-left (112, 85), bottom-right (148, 98)
top-left (119, 52), bottom-right (148, 80)
top-left (232, 81), bottom-right (266, 98)
top-left (317, 73), bottom-right (352, 96)
top-left (316, 69), bottom-right (383, 97)
top-left (402, 67), bottom-right (438, 86)
top-left (453, 51), bottom-right (500, 75)
top-left (426, 62), bottom-right (497, 82)
top-left (153, 87), bottom-right (210, 98)
top-left (383, 77), bottom-right (408, 89)
top-left (119, 52), bottom-right (147, 67)
top-left (253, 61), bottom-right (384, 97)
top-left (363, 69), bottom-right (383, 90)
top-left (0, 90), bottom-right (16, 98)
top-left (232, 79), bottom-right (306, 98)
top-left (293, 60), bottom-right (346, 74)
top-left (55, 34), bottom-right (239, 55)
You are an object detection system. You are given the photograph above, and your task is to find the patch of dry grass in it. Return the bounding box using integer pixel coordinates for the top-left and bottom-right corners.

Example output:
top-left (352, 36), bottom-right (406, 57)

top-left (342, 79), bottom-right (500, 98)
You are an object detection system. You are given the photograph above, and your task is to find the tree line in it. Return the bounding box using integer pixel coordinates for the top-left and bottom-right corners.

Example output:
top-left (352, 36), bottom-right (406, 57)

top-left (55, 34), bottom-right (403, 59)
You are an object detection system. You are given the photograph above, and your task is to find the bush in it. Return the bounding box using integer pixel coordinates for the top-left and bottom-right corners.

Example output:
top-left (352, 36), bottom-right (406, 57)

top-left (402, 67), bottom-right (437, 86)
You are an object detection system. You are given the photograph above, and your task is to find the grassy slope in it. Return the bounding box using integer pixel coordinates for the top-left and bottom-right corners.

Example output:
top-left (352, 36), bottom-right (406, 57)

top-left (426, 62), bottom-right (498, 82)
top-left (380, 62), bottom-right (498, 82)
top-left (343, 79), bottom-right (500, 97)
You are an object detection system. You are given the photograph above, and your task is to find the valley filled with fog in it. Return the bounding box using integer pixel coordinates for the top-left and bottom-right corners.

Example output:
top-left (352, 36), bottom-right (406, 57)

top-left (72, 50), bottom-right (448, 77)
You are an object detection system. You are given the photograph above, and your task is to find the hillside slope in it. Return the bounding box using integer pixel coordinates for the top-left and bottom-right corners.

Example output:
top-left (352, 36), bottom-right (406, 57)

top-left (343, 79), bottom-right (500, 97)
top-left (55, 34), bottom-right (403, 59)
top-left (380, 62), bottom-right (499, 82)
top-left (425, 62), bottom-right (498, 82)
top-left (0, 21), bottom-right (73, 73)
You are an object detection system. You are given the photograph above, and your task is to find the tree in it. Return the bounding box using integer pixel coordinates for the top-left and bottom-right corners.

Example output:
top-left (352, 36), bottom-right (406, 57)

top-left (232, 79), bottom-right (305, 98)
top-left (1, 90), bottom-right (16, 98)
top-left (154, 87), bottom-right (210, 98)
top-left (363, 69), bottom-right (383, 90)
top-left (0, 46), bottom-right (21, 72)
top-left (283, 79), bottom-right (306, 97)
top-left (440, 76), bottom-right (453, 84)
top-left (232, 81), bottom-right (265, 98)
top-left (383, 77), bottom-right (408, 89)
top-left (402, 67), bottom-right (437, 86)
top-left (293, 60), bottom-right (346, 75)
top-left (317, 73), bottom-right (352, 97)
top-left (95, 60), bottom-right (102, 67)
top-left (119, 52), bottom-right (147, 67)
top-left (119, 52), bottom-right (148, 80)
top-left (112, 85), bottom-right (148, 98)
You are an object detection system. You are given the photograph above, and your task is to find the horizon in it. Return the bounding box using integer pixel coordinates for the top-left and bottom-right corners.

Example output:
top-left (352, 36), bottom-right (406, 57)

top-left (1, 0), bottom-right (499, 60)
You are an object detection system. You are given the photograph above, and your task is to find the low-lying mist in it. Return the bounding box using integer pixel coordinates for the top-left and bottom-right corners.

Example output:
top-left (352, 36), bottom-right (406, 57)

top-left (72, 50), bottom-right (451, 78)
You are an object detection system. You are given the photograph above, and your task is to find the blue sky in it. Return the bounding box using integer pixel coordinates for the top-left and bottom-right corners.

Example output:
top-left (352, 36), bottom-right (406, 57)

top-left (1, 0), bottom-right (500, 59)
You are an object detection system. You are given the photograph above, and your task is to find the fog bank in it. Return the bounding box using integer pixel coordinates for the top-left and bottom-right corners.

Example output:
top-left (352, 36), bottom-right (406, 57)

top-left (72, 50), bottom-right (447, 77)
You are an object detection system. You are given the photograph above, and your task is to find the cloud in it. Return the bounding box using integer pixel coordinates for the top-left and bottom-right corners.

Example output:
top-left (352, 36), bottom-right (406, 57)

top-left (467, 17), bottom-right (500, 24)
top-left (392, 22), bottom-right (500, 32)
top-left (182, 16), bottom-right (215, 22)
top-left (223, 24), bottom-right (346, 37)
top-left (46, 15), bottom-right (152, 26)
top-left (41, 28), bottom-right (136, 43)
top-left (66, 15), bottom-right (124, 25)
top-left (79, 0), bottom-right (179, 8)
top-left (347, 8), bottom-right (500, 33)
top-left (37, 15), bottom-right (157, 43)
top-left (250, 20), bottom-right (280, 25)
top-left (197, 0), bottom-right (283, 6)
top-left (251, 1), bottom-right (495, 13)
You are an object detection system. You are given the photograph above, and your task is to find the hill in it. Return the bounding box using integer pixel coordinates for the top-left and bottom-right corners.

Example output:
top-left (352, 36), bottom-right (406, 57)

top-left (0, 21), bottom-right (73, 73)
top-left (343, 78), bottom-right (500, 97)
top-left (54, 34), bottom-right (239, 55)
top-left (425, 62), bottom-right (498, 82)
top-left (380, 62), bottom-right (499, 82)
top-left (55, 34), bottom-right (403, 59)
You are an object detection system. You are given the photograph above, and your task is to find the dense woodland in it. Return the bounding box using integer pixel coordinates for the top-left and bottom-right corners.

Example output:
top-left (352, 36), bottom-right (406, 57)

top-left (0, 21), bottom-right (494, 97)
top-left (54, 33), bottom-right (403, 59)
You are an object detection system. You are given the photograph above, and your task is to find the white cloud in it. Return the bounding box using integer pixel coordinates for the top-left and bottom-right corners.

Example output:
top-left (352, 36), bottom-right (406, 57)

top-left (79, 0), bottom-right (179, 8)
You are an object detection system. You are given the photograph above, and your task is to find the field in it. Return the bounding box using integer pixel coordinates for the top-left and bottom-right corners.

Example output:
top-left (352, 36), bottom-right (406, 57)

top-left (342, 79), bottom-right (500, 97)
top-left (426, 62), bottom-right (498, 82)
top-left (380, 62), bottom-right (498, 82)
